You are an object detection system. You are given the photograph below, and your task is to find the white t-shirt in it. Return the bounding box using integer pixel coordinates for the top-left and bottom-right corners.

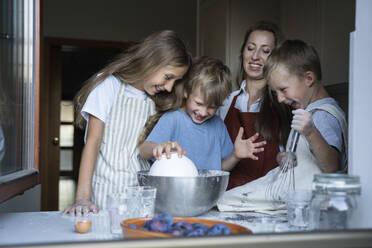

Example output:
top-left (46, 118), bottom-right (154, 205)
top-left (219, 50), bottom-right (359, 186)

top-left (217, 80), bottom-right (261, 120)
top-left (81, 75), bottom-right (149, 141)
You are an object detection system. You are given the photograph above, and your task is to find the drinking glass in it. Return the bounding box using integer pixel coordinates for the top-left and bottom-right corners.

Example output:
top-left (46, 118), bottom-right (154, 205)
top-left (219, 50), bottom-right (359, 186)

top-left (137, 186), bottom-right (157, 217)
top-left (286, 190), bottom-right (312, 229)
top-left (106, 189), bottom-right (139, 235)
top-left (106, 186), bottom-right (157, 235)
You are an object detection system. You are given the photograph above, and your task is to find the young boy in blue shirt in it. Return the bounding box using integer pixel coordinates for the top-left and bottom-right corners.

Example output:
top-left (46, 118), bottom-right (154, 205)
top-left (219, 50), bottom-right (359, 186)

top-left (264, 39), bottom-right (347, 189)
top-left (138, 56), bottom-right (266, 171)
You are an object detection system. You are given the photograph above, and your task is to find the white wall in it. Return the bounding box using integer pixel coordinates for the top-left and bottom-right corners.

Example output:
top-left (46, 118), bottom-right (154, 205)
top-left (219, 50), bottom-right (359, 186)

top-left (280, 0), bottom-right (323, 50)
top-left (348, 0), bottom-right (372, 227)
top-left (198, 0), bottom-right (229, 62)
top-left (320, 0), bottom-right (355, 85)
top-left (198, 0), bottom-right (281, 89)
top-left (198, 0), bottom-right (354, 87)
top-left (280, 0), bottom-right (355, 86)
top-left (229, 0), bottom-right (280, 87)
top-left (43, 0), bottom-right (198, 55)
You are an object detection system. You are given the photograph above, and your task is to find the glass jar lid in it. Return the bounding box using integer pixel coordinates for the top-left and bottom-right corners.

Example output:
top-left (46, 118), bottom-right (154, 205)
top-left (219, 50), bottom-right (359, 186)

top-left (312, 173), bottom-right (361, 194)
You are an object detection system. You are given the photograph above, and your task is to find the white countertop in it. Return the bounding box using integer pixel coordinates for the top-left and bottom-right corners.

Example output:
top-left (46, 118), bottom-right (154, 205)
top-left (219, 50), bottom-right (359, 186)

top-left (0, 211), bottom-right (115, 246)
top-left (0, 210), bottom-right (292, 246)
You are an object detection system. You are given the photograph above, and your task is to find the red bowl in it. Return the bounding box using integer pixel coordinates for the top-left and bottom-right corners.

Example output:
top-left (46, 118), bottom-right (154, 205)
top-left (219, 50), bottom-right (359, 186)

top-left (121, 217), bottom-right (252, 239)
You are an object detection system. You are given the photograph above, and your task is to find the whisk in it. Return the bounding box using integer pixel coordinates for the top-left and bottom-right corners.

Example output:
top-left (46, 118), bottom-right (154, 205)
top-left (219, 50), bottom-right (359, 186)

top-left (265, 130), bottom-right (300, 203)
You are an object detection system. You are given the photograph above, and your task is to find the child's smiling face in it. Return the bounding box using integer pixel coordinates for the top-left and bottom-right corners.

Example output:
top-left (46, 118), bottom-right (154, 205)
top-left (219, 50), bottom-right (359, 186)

top-left (133, 65), bottom-right (188, 95)
top-left (182, 88), bottom-right (218, 124)
top-left (268, 65), bottom-right (313, 109)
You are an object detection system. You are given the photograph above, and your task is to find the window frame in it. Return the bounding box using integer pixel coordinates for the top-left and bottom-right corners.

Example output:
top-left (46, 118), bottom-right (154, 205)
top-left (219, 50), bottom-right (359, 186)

top-left (0, 0), bottom-right (40, 203)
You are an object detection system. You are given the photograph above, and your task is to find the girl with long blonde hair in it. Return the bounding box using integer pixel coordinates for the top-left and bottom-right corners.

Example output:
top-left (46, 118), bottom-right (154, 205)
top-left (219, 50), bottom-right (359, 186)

top-left (63, 30), bottom-right (191, 216)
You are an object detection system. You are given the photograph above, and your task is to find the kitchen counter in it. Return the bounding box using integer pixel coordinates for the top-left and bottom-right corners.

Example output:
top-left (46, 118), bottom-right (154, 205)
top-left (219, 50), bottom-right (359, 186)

top-left (0, 209), bottom-right (291, 246)
top-left (0, 211), bottom-right (114, 246)
top-left (1, 210), bottom-right (372, 248)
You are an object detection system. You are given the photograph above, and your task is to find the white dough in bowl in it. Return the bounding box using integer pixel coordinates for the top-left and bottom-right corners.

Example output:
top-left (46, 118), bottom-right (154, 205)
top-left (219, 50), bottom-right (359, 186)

top-left (149, 152), bottom-right (198, 177)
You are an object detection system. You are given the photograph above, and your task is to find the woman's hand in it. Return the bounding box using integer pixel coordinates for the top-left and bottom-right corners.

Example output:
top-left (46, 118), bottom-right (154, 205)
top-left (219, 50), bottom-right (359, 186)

top-left (152, 141), bottom-right (186, 160)
top-left (63, 199), bottom-right (99, 217)
top-left (233, 127), bottom-right (266, 160)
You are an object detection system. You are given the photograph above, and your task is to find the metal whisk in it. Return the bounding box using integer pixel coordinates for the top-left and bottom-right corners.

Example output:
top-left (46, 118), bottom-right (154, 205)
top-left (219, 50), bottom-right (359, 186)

top-left (265, 130), bottom-right (300, 203)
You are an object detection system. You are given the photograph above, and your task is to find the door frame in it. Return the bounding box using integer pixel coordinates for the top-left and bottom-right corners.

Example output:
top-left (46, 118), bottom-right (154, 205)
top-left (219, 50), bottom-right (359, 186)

top-left (40, 37), bottom-right (132, 210)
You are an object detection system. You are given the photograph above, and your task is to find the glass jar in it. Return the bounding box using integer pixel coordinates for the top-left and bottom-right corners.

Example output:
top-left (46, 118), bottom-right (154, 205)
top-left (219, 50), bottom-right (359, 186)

top-left (309, 173), bottom-right (361, 230)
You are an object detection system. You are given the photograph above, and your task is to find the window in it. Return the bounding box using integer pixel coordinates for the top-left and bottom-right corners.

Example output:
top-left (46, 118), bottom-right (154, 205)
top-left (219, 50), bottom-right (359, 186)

top-left (0, 0), bottom-right (40, 202)
top-left (59, 100), bottom-right (76, 210)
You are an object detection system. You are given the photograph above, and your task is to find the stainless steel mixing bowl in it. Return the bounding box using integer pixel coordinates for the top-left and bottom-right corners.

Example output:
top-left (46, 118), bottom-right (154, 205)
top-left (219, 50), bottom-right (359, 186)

top-left (137, 170), bottom-right (229, 217)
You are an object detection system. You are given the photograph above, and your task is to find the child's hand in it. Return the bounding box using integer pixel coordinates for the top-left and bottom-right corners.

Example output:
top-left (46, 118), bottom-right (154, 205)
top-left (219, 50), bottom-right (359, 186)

top-left (153, 141), bottom-right (186, 160)
top-left (276, 151), bottom-right (287, 165)
top-left (276, 151), bottom-right (297, 171)
top-left (292, 109), bottom-right (315, 137)
top-left (63, 199), bottom-right (99, 217)
top-left (233, 127), bottom-right (266, 160)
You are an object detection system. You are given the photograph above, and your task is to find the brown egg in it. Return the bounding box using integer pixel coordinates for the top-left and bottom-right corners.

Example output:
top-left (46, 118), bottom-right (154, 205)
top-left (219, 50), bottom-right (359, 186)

top-left (75, 220), bottom-right (92, 234)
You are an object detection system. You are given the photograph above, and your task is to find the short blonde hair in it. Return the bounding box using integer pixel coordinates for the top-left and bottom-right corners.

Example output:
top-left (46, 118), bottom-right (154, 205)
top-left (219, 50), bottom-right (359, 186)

top-left (184, 56), bottom-right (232, 107)
top-left (137, 56), bottom-right (232, 146)
top-left (264, 39), bottom-right (322, 82)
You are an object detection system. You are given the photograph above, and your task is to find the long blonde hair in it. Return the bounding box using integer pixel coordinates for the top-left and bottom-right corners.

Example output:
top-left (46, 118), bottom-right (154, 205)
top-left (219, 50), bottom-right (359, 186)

top-left (74, 30), bottom-right (191, 129)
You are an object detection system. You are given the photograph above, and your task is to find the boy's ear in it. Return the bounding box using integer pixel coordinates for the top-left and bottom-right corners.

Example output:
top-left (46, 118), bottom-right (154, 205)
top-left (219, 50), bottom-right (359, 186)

top-left (304, 71), bottom-right (316, 87)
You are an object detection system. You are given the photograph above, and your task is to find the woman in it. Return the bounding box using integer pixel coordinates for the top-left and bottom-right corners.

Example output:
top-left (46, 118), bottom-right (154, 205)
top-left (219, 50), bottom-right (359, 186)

top-left (218, 21), bottom-right (292, 190)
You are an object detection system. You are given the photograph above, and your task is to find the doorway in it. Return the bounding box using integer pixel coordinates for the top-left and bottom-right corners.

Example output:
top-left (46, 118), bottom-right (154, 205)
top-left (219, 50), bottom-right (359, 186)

top-left (41, 37), bottom-right (131, 211)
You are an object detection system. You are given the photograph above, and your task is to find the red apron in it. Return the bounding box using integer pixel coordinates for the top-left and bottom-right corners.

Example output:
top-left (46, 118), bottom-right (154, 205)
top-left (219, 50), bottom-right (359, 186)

top-left (224, 91), bottom-right (280, 190)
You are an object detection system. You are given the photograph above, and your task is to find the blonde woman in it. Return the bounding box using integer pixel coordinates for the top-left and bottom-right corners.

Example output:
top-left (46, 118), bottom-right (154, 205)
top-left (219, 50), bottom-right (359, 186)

top-left (218, 21), bottom-right (292, 190)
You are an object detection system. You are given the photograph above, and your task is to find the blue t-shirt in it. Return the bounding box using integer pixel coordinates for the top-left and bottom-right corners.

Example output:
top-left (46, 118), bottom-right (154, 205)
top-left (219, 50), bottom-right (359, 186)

top-left (146, 109), bottom-right (233, 170)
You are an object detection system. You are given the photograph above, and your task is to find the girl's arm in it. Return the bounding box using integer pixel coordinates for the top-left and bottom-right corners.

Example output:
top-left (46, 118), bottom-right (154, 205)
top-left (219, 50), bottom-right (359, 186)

top-left (63, 115), bottom-right (104, 216)
top-left (222, 127), bottom-right (266, 171)
top-left (292, 109), bottom-right (339, 172)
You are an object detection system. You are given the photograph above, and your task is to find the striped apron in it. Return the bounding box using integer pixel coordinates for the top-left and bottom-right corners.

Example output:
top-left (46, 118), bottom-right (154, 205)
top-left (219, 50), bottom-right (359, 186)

top-left (91, 83), bottom-right (156, 210)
